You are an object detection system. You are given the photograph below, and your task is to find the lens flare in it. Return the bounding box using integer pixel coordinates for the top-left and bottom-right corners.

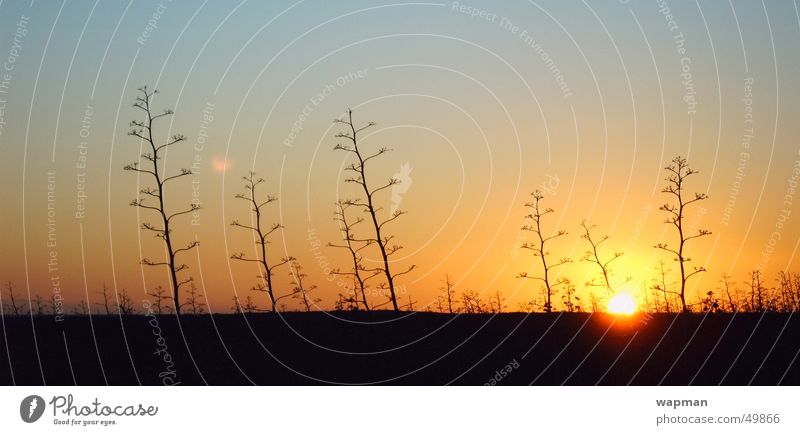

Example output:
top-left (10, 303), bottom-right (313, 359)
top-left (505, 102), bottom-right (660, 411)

top-left (212, 156), bottom-right (232, 173)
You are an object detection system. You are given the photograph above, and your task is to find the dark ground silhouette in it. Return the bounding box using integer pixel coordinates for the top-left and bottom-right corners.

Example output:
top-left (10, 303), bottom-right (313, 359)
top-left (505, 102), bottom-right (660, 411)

top-left (0, 312), bottom-right (797, 385)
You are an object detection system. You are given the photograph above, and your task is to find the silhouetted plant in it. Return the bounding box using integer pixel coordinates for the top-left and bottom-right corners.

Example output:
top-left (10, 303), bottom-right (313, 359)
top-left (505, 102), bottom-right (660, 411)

top-left (748, 270), bottom-right (765, 312)
top-left (650, 260), bottom-right (678, 313)
top-left (775, 272), bottom-right (799, 312)
top-left (404, 295), bottom-right (417, 311)
top-left (580, 220), bottom-right (625, 295)
top-left (699, 290), bottom-right (720, 312)
top-left (516, 299), bottom-right (540, 313)
top-left (124, 86), bottom-right (199, 316)
top-left (96, 282), bottom-right (112, 315)
top-left (242, 296), bottom-right (259, 314)
top-left (289, 261), bottom-right (320, 312)
top-left (4, 281), bottom-right (22, 316)
top-left (434, 296), bottom-right (444, 312)
top-left (655, 156), bottom-right (711, 311)
top-left (184, 282), bottom-right (206, 315)
top-left (116, 289), bottom-right (136, 315)
top-left (230, 171), bottom-right (294, 312)
top-left (489, 290), bottom-right (506, 313)
top-left (74, 299), bottom-right (89, 315)
top-left (719, 273), bottom-right (738, 312)
top-left (518, 190), bottom-right (571, 312)
top-left (335, 295), bottom-right (345, 310)
top-left (333, 109), bottom-right (415, 311)
top-left (588, 291), bottom-right (600, 312)
top-left (231, 296), bottom-right (243, 314)
top-left (774, 272), bottom-right (789, 312)
top-left (328, 200), bottom-right (379, 311)
top-left (461, 290), bottom-right (487, 314)
top-left (33, 295), bottom-right (46, 316)
top-left (149, 285), bottom-right (173, 315)
top-left (560, 279), bottom-right (581, 312)
top-left (438, 274), bottom-right (458, 314)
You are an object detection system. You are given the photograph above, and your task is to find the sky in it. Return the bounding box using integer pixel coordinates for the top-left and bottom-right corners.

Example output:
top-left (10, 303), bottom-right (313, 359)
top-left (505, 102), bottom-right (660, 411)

top-left (1, 0), bottom-right (800, 313)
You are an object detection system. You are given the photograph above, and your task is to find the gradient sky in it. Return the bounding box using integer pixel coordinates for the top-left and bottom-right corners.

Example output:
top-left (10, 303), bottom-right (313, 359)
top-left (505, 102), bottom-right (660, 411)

top-left (1, 0), bottom-right (800, 313)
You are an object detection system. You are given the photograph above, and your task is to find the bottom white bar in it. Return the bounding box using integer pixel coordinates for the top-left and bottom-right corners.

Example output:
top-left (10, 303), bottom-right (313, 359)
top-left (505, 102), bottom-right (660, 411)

top-left (0, 387), bottom-right (797, 434)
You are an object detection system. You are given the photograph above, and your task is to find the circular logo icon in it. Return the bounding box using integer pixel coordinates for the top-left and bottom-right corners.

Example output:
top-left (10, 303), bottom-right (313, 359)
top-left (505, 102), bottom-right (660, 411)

top-left (20, 395), bottom-right (45, 423)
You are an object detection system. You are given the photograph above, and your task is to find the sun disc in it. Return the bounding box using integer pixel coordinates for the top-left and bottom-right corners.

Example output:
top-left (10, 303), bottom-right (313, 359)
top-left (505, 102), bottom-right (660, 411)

top-left (608, 293), bottom-right (636, 314)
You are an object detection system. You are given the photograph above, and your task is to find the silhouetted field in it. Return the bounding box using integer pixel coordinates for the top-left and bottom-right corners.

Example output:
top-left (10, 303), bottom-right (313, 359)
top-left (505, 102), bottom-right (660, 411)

top-left (0, 312), bottom-right (797, 385)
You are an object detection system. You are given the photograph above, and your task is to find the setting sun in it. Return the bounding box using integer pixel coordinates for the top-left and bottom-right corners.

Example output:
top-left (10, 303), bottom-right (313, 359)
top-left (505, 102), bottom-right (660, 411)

top-left (608, 293), bottom-right (637, 315)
